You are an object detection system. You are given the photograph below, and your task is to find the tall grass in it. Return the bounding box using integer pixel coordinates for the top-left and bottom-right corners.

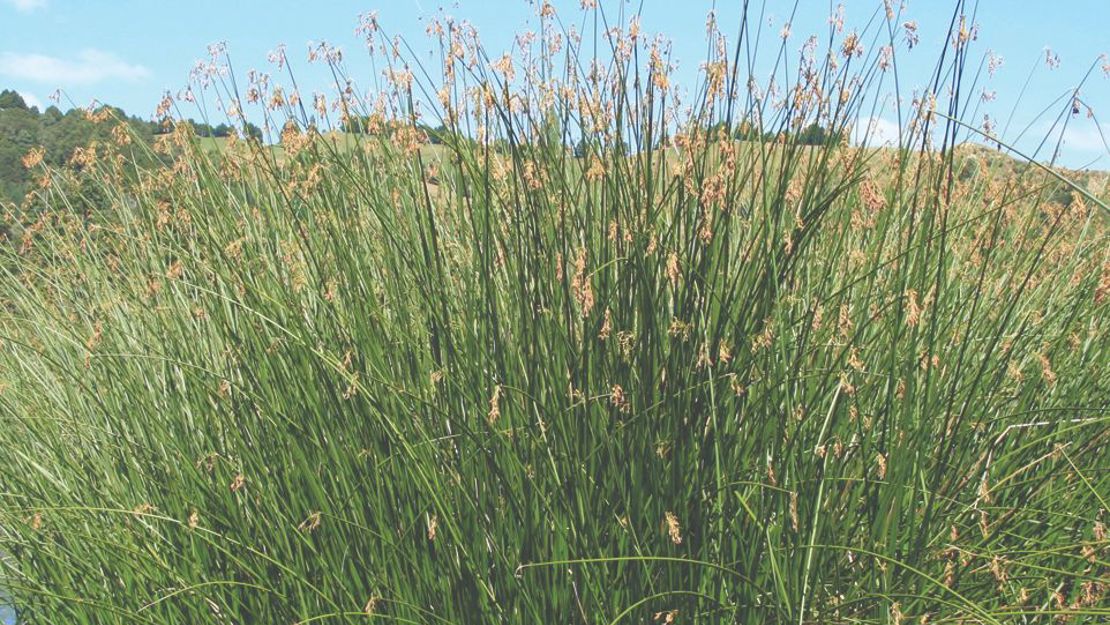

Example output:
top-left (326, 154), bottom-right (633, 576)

top-left (1, 2), bottom-right (1107, 623)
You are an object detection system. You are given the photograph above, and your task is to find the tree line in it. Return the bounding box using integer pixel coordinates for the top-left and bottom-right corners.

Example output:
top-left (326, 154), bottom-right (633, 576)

top-left (0, 89), bottom-right (261, 204)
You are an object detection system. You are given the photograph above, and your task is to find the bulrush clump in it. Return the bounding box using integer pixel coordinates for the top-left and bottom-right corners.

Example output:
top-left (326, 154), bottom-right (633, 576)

top-left (0, 3), bottom-right (1105, 624)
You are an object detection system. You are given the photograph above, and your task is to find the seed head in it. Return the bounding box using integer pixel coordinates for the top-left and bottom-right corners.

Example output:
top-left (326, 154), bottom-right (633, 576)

top-left (487, 385), bottom-right (502, 424)
top-left (364, 596), bottom-right (380, 615)
top-left (298, 511), bottom-right (322, 533)
top-left (905, 289), bottom-right (922, 327)
top-left (891, 602), bottom-right (903, 625)
top-left (903, 21), bottom-right (919, 49)
top-left (664, 511), bottom-right (683, 545)
top-left (21, 146), bottom-right (45, 170)
top-left (789, 491), bottom-right (800, 531)
top-left (842, 32), bottom-right (864, 59)
top-left (598, 308), bottom-right (612, 341)
top-left (610, 384), bottom-right (630, 412)
top-left (229, 473), bottom-right (246, 493)
top-left (978, 474), bottom-right (992, 504)
top-left (666, 252), bottom-right (681, 286)
top-left (570, 247), bottom-right (595, 317)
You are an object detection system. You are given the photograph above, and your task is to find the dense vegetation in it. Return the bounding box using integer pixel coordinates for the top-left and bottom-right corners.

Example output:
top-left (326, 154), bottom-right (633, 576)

top-left (0, 2), bottom-right (1107, 624)
top-left (0, 90), bottom-right (153, 205)
top-left (0, 90), bottom-right (263, 206)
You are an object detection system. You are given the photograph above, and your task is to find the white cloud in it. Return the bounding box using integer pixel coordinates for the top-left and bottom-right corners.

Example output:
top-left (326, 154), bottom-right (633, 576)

top-left (1060, 123), bottom-right (1109, 154)
top-left (5, 0), bottom-right (47, 12)
top-left (852, 117), bottom-right (903, 148)
top-left (0, 49), bottom-right (149, 85)
top-left (17, 90), bottom-right (41, 109)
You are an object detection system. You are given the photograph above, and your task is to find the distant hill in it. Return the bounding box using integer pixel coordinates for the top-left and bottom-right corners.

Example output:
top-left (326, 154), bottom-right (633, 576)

top-left (3, 87), bottom-right (1104, 210)
top-left (0, 89), bottom-right (161, 204)
top-left (0, 89), bottom-right (262, 205)
top-left (952, 141), bottom-right (1108, 205)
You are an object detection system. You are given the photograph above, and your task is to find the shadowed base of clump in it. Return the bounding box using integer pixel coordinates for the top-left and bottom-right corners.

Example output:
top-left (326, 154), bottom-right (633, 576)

top-left (0, 1), bottom-right (1107, 623)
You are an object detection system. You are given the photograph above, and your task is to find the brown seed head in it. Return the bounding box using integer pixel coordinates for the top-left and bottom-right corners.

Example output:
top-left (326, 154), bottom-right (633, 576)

top-left (664, 511), bottom-right (682, 545)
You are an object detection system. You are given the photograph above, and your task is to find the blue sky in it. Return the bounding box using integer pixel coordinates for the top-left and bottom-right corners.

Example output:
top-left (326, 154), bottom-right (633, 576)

top-left (1, 0), bottom-right (1109, 168)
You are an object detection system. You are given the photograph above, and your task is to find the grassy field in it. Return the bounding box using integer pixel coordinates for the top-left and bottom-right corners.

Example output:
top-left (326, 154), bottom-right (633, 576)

top-left (0, 3), bottom-right (1107, 624)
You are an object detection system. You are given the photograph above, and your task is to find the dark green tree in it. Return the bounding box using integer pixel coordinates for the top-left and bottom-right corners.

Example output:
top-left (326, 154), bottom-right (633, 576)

top-left (0, 90), bottom-right (28, 111)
